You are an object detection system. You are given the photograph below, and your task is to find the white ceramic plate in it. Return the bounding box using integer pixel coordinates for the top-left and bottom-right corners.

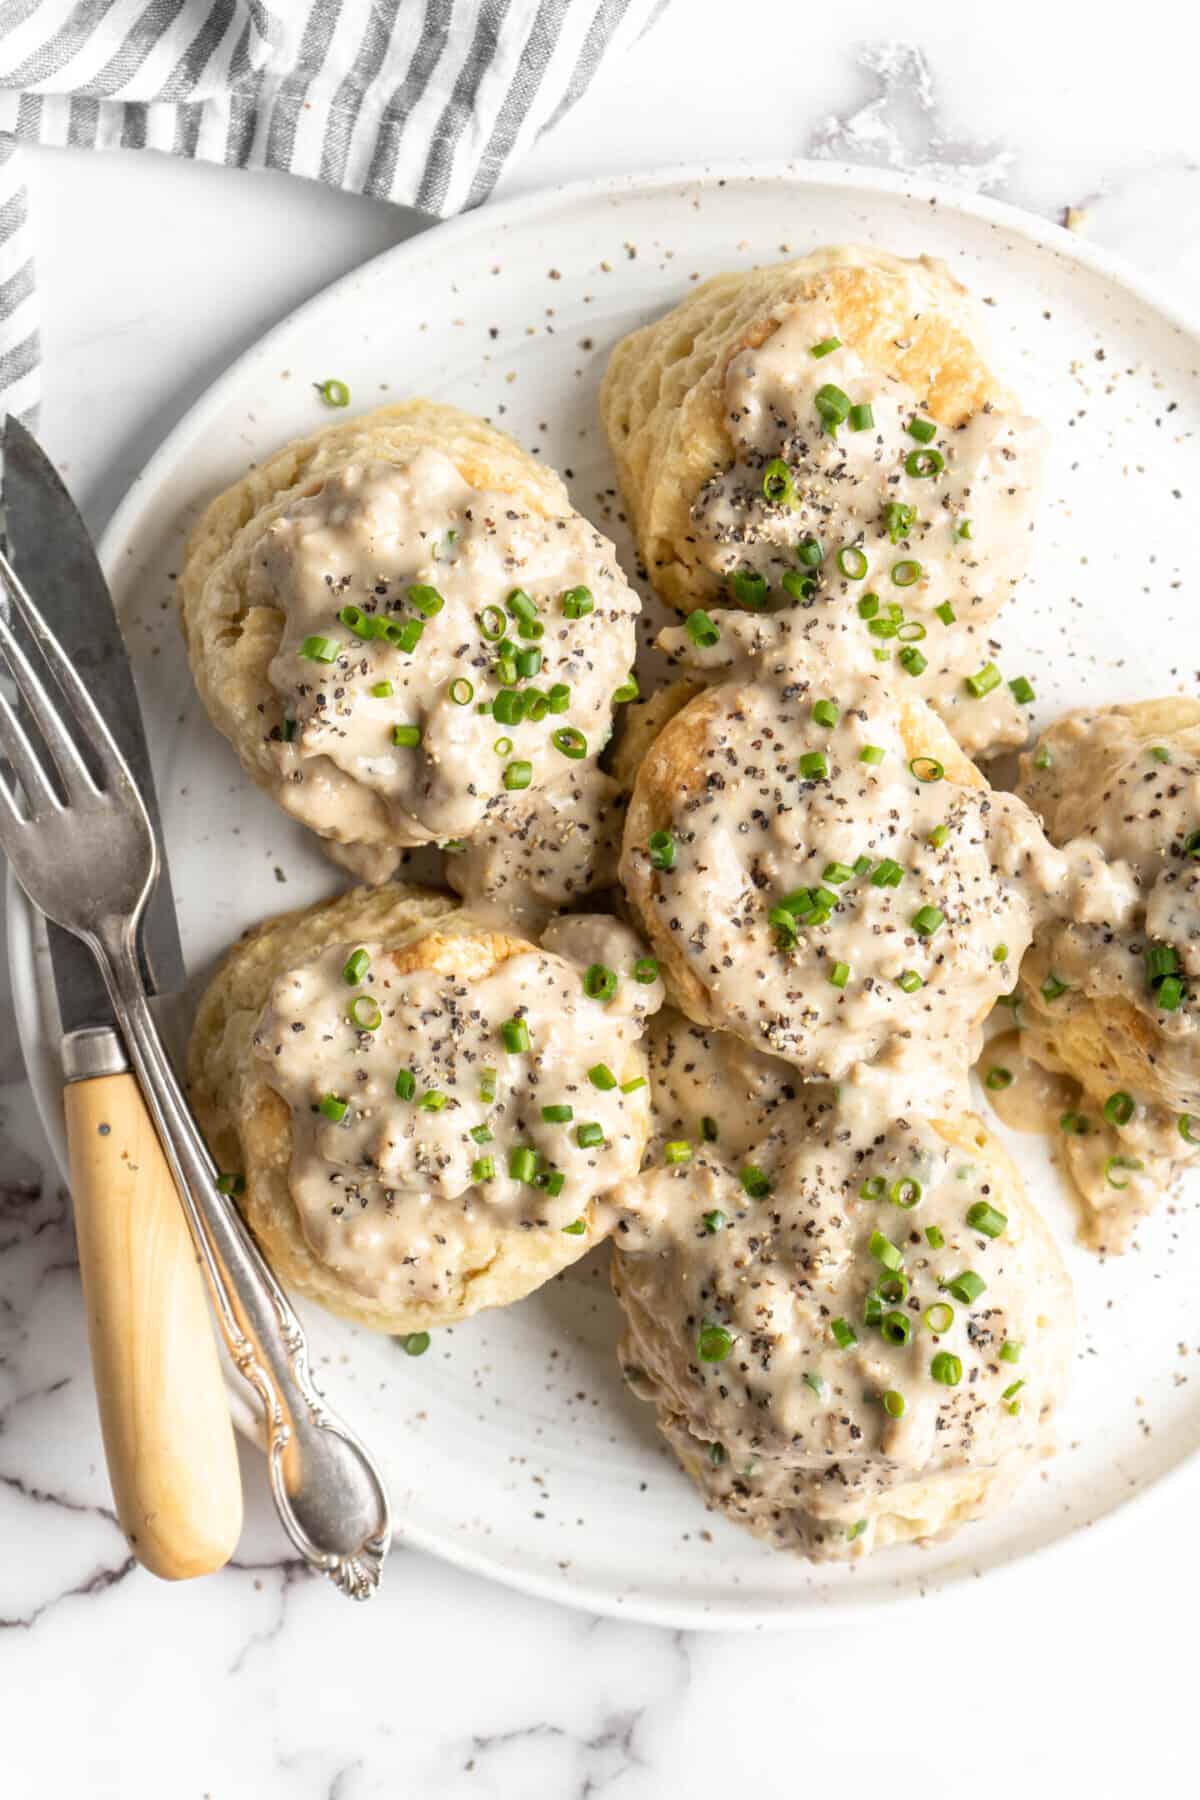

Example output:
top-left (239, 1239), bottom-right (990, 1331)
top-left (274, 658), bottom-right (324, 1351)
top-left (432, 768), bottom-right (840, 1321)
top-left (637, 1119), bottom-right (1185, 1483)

top-left (11, 163), bottom-right (1200, 1628)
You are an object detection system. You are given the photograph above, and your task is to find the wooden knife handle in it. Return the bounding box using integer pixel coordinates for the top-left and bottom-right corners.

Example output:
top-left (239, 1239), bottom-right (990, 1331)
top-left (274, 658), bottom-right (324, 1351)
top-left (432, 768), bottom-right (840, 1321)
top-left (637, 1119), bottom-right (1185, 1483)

top-left (65, 1070), bottom-right (243, 1579)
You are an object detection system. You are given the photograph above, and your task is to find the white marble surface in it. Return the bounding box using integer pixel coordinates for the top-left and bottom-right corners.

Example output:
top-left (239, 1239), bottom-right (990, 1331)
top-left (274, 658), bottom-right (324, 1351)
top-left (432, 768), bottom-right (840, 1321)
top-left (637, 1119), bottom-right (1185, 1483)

top-left (2, 4), bottom-right (1199, 1793)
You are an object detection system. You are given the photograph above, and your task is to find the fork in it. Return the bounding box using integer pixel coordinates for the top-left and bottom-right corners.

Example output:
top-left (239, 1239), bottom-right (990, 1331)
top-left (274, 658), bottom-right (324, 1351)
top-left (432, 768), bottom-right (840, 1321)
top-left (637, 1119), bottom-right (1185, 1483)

top-left (0, 548), bottom-right (392, 1599)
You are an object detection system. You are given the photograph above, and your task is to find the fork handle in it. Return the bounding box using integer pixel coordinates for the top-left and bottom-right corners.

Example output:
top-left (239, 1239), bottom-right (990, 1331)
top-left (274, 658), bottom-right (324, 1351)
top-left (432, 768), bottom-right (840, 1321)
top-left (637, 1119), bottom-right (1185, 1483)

top-left (64, 1047), bottom-right (243, 1579)
top-left (93, 917), bottom-right (392, 1599)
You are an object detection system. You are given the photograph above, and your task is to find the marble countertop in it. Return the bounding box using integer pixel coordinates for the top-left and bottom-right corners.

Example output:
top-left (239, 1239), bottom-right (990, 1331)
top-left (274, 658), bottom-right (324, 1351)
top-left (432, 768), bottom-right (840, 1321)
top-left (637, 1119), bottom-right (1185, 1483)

top-left (2, 5), bottom-right (1198, 1794)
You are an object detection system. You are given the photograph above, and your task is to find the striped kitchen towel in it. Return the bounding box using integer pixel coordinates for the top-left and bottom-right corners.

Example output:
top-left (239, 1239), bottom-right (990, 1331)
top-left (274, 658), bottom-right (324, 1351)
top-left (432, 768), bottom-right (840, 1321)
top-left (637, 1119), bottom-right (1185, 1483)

top-left (0, 0), bottom-right (669, 428)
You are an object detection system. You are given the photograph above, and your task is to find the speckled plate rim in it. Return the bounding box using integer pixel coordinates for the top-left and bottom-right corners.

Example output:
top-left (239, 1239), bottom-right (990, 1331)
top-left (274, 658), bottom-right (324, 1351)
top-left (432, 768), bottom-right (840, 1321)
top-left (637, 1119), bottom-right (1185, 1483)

top-left (9, 157), bottom-right (1200, 1629)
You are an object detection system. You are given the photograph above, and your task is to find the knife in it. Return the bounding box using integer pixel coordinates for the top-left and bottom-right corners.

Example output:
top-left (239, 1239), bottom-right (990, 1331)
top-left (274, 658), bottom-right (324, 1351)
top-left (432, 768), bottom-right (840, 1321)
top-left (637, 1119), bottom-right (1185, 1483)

top-left (4, 418), bottom-right (243, 1580)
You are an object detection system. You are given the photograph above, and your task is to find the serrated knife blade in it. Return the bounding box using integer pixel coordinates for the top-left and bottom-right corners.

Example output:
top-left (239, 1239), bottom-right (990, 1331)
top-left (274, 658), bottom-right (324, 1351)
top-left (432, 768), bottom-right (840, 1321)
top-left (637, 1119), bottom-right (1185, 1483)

top-left (2, 416), bottom-right (186, 1033)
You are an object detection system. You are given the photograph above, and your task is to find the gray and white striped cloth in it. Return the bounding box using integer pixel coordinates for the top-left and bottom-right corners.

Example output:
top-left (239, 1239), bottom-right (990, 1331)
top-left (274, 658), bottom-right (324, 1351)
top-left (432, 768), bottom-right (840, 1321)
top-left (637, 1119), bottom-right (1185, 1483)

top-left (0, 0), bottom-right (668, 427)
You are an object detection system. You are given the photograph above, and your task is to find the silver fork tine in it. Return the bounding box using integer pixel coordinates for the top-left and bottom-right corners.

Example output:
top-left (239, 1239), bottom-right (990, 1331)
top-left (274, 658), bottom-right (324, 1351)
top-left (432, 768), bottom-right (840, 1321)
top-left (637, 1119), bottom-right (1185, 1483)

top-left (0, 687), bottom-right (62, 818)
top-left (0, 755), bottom-right (27, 831)
top-left (0, 558), bottom-right (104, 802)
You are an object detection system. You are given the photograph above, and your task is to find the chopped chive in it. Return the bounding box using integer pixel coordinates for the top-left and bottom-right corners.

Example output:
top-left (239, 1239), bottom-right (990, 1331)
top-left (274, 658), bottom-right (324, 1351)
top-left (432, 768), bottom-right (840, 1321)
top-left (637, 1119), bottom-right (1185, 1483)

top-left (798, 751), bottom-right (829, 780)
top-left (509, 1146), bottom-right (539, 1183)
top-left (897, 969), bottom-right (924, 993)
top-left (648, 830), bottom-right (676, 871)
top-left (909, 756), bottom-right (943, 783)
top-left (583, 963), bottom-right (618, 1002)
top-left (881, 1310), bottom-right (911, 1347)
top-left (392, 724), bottom-right (422, 747)
top-left (1009, 675), bottom-right (1036, 705)
top-left (318, 1093), bottom-right (348, 1123)
top-left (400, 1331), bottom-right (430, 1357)
top-left (929, 825), bottom-right (949, 850)
top-left (829, 960), bottom-right (851, 989)
top-left (394, 1071), bottom-right (416, 1101)
top-left (762, 457), bottom-right (797, 507)
top-left (702, 1210), bottom-right (728, 1234)
top-left (965, 662), bottom-right (1002, 699)
top-left (301, 634), bottom-right (340, 663)
top-left (741, 1165), bottom-right (772, 1198)
top-left (697, 1324), bottom-right (733, 1362)
top-left (890, 1177), bottom-right (922, 1210)
top-left (1179, 1114), bottom-right (1200, 1145)
top-left (999, 1340), bottom-right (1022, 1364)
top-left (985, 1066), bottom-right (1014, 1092)
top-left (823, 861), bottom-right (855, 885)
top-left (869, 1231), bottom-right (903, 1272)
top-left (966, 1201), bottom-right (1007, 1237)
top-left (588, 1064), bottom-right (617, 1091)
top-left (812, 698), bottom-right (840, 728)
top-left (924, 1302), bottom-right (954, 1334)
top-left (477, 605), bottom-right (506, 641)
top-left (613, 672), bottom-right (639, 704)
top-left (815, 383), bottom-right (851, 432)
top-left (408, 584), bottom-right (444, 618)
top-left (1104, 1154), bottom-right (1144, 1190)
top-left (552, 726), bottom-right (587, 760)
top-left (905, 447), bottom-right (945, 479)
top-left (1103, 1091), bottom-right (1135, 1127)
top-left (542, 1104), bottom-right (573, 1124)
top-left (898, 645), bottom-right (928, 677)
top-left (471, 1157), bottom-right (495, 1183)
top-left (849, 402), bottom-right (874, 431)
top-left (501, 1018), bottom-right (531, 1053)
top-left (538, 1170), bottom-right (565, 1197)
top-left (882, 1390), bottom-right (906, 1418)
top-left (831, 1317), bottom-right (857, 1348)
top-left (857, 593), bottom-right (880, 619)
top-left (342, 947), bottom-right (370, 985)
top-left (561, 586), bottom-right (594, 619)
top-left (810, 336), bottom-right (841, 357)
top-left (686, 609), bottom-right (720, 648)
top-left (1151, 746), bottom-right (1171, 764)
top-left (470, 1124), bottom-right (493, 1145)
top-left (317, 378), bottom-right (350, 408)
top-left (576, 1123), bottom-right (604, 1149)
top-left (930, 1352), bottom-right (962, 1387)
top-left (891, 559), bottom-right (922, 588)
top-left (419, 1090), bottom-right (446, 1112)
top-left (935, 601), bottom-right (956, 626)
top-left (860, 744), bottom-right (885, 765)
top-left (633, 956), bottom-right (660, 984)
top-left (479, 1067), bottom-right (497, 1103)
top-left (503, 760), bottom-right (533, 791)
top-left (664, 1140), bottom-right (692, 1165)
top-left (562, 1219), bottom-right (587, 1236)
top-left (882, 501), bottom-right (916, 544)
top-left (907, 416), bottom-right (937, 444)
top-left (1040, 972), bottom-right (1069, 1002)
top-left (348, 995), bottom-right (382, 1032)
top-left (837, 546), bottom-right (869, 580)
top-left (860, 1176), bottom-right (886, 1200)
top-left (943, 1271), bottom-right (985, 1305)
top-left (925, 1224), bottom-right (945, 1249)
top-left (1059, 1110), bottom-right (1091, 1136)
top-left (782, 569), bottom-right (818, 604)
top-left (731, 569), bottom-right (769, 608)
top-left (912, 905), bottom-right (945, 938)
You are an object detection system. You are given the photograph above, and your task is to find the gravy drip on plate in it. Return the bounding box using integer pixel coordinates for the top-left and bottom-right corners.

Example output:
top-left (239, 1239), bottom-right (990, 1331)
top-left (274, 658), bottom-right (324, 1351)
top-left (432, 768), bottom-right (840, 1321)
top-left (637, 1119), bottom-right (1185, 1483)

top-left (689, 303), bottom-right (1047, 756)
top-left (253, 920), bottom-right (661, 1305)
top-left (248, 449), bottom-right (638, 851)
